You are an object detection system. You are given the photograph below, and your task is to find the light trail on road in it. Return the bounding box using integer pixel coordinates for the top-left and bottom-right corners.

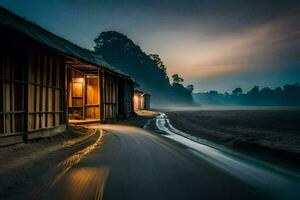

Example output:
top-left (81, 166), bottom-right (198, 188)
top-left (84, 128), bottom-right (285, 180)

top-left (155, 112), bottom-right (300, 200)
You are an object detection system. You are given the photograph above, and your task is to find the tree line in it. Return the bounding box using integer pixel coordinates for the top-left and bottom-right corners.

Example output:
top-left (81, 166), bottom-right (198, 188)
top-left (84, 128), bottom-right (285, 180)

top-left (193, 83), bottom-right (300, 106)
top-left (94, 31), bottom-right (194, 106)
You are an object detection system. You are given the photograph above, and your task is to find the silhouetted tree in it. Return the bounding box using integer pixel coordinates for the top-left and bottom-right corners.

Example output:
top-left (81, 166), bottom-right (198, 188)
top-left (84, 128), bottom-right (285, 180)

top-left (186, 84), bottom-right (194, 93)
top-left (232, 87), bottom-right (243, 96)
top-left (93, 31), bottom-right (194, 106)
top-left (149, 54), bottom-right (169, 81)
top-left (149, 54), bottom-right (166, 72)
top-left (172, 74), bottom-right (184, 85)
top-left (247, 86), bottom-right (259, 96)
top-left (193, 83), bottom-right (300, 106)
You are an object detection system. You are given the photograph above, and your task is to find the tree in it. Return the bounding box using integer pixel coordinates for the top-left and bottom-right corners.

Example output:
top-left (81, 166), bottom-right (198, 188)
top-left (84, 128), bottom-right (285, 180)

top-left (172, 74), bottom-right (184, 85)
top-left (232, 87), bottom-right (243, 96)
top-left (149, 54), bottom-right (168, 80)
top-left (186, 84), bottom-right (194, 93)
top-left (149, 54), bottom-right (166, 72)
top-left (247, 86), bottom-right (260, 96)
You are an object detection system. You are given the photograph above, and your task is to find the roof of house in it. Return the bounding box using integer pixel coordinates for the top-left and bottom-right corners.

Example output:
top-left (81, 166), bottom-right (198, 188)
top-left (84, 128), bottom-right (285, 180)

top-left (0, 6), bottom-right (135, 82)
top-left (134, 89), bottom-right (151, 96)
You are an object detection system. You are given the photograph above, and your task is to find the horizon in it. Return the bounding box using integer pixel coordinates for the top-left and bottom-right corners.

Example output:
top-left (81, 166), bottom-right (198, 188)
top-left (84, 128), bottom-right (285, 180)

top-left (0, 0), bottom-right (299, 92)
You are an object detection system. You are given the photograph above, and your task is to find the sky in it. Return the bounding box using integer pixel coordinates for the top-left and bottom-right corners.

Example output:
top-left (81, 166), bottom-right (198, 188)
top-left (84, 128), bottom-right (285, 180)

top-left (1, 0), bottom-right (300, 92)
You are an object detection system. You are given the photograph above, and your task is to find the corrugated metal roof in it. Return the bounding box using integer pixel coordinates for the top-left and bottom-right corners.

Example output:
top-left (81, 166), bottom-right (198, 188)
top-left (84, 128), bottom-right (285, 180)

top-left (0, 6), bottom-right (135, 82)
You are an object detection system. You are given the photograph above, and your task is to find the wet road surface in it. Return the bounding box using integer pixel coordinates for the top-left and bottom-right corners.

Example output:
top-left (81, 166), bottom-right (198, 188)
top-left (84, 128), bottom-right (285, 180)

top-left (32, 124), bottom-right (270, 200)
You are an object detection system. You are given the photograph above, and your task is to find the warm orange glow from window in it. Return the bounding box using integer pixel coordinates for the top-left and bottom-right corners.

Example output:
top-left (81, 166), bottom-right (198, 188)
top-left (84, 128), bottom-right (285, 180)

top-left (73, 78), bottom-right (84, 83)
top-left (134, 95), bottom-right (139, 105)
top-left (134, 94), bottom-right (140, 111)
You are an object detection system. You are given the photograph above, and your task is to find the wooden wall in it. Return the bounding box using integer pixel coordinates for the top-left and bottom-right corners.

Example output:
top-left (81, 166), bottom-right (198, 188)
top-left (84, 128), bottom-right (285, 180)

top-left (68, 69), bottom-right (85, 119)
top-left (27, 47), bottom-right (65, 132)
top-left (118, 79), bottom-right (134, 118)
top-left (67, 67), bottom-right (100, 120)
top-left (0, 25), bottom-right (66, 141)
top-left (0, 57), bottom-right (2, 133)
top-left (0, 31), bottom-right (27, 135)
top-left (134, 92), bottom-right (143, 112)
top-left (103, 72), bottom-right (118, 120)
top-left (85, 76), bottom-right (99, 119)
top-left (143, 95), bottom-right (151, 110)
top-left (0, 25), bottom-right (136, 144)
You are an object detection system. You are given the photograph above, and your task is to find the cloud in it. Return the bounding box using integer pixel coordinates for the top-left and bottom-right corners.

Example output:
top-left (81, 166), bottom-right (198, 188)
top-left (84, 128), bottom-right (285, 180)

top-left (154, 14), bottom-right (300, 81)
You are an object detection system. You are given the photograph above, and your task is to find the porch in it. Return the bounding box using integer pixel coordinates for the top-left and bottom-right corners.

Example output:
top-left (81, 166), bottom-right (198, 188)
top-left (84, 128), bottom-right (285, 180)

top-left (66, 58), bottom-right (102, 124)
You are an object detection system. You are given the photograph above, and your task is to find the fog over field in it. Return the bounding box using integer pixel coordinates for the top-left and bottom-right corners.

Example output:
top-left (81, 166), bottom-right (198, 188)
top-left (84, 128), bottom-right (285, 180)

top-left (164, 108), bottom-right (300, 162)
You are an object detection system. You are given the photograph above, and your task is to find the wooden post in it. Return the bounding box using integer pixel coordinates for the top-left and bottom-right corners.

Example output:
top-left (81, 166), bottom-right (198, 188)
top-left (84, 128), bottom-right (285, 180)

top-left (98, 69), bottom-right (101, 121)
top-left (2, 55), bottom-right (6, 134)
top-left (11, 58), bottom-right (15, 133)
top-left (24, 48), bottom-right (29, 143)
top-left (39, 53), bottom-right (43, 129)
top-left (116, 77), bottom-right (119, 119)
top-left (44, 55), bottom-right (48, 128)
top-left (52, 59), bottom-right (56, 127)
top-left (101, 71), bottom-right (105, 122)
top-left (65, 64), bottom-right (69, 128)
top-left (83, 74), bottom-right (86, 120)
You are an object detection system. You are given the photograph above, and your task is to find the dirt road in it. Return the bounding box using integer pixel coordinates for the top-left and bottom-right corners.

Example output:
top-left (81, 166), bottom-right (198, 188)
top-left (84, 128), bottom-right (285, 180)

top-left (20, 124), bottom-right (264, 200)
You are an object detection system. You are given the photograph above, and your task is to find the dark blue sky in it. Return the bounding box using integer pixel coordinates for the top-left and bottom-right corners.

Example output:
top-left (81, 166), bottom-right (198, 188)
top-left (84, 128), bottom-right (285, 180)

top-left (1, 0), bottom-right (300, 92)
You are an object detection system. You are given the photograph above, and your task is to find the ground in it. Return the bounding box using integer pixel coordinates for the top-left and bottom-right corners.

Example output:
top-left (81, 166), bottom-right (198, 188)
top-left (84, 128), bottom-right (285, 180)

top-left (165, 108), bottom-right (300, 167)
top-left (0, 109), bottom-right (299, 199)
top-left (0, 111), bottom-right (159, 199)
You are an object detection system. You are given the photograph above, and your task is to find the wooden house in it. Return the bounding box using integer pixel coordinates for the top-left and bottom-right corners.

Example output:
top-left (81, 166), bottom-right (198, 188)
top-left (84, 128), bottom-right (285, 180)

top-left (134, 90), bottom-right (151, 111)
top-left (143, 93), bottom-right (151, 110)
top-left (0, 7), bottom-right (136, 146)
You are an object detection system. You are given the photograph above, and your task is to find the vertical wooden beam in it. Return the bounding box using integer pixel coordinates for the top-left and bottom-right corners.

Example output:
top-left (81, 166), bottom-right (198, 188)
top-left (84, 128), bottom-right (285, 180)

top-left (98, 69), bottom-right (101, 121)
top-left (51, 58), bottom-right (55, 126)
top-left (33, 50), bottom-right (37, 130)
top-left (2, 55), bottom-right (6, 134)
top-left (83, 74), bottom-right (86, 120)
top-left (45, 55), bottom-right (49, 128)
top-left (65, 63), bottom-right (69, 128)
top-left (101, 71), bottom-right (105, 122)
top-left (5, 56), bottom-right (11, 133)
top-left (116, 77), bottom-right (119, 119)
top-left (24, 48), bottom-right (29, 143)
top-left (7, 56), bottom-right (12, 133)
top-left (11, 56), bottom-right (15, 133)
top-left (39, 53), bottom-right (43, 129)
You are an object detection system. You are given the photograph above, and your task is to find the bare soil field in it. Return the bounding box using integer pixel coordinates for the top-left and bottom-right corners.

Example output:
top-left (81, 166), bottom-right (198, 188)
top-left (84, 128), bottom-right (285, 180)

top-left (166, 109), bottom-right (300, 159)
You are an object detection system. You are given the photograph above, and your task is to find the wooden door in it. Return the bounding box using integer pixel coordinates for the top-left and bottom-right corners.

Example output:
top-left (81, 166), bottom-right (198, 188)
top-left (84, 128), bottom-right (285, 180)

top-left (85, 76), bottom-right (99, 119)
top-left (71, 78), bottom-right (84, 119)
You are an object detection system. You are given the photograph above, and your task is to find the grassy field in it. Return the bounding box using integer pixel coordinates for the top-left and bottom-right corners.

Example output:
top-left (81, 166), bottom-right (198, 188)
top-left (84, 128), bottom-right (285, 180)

top-left (166, 108), bottom-right (300, 155)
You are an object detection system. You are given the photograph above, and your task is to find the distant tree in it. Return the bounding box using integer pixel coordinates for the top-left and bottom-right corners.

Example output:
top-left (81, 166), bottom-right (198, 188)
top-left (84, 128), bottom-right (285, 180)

top-left (247, 86), bottom-right (260, 96)
top-left (186, 84), bottom-right (194, 93)
top-left (274, 87), bottom-right (283, 94)
top-left (208, 90), bottom-right (219, 96)
top-left (282, 82), bottom-right (300, 105)
top-left (93, 31), bottom-right (194, 106)
top-left (172, 74), bottom-right (184, 85)
top-left (148, 54), bottom-right (169, 81)
top-left (260, 87), bottom-right (272, 95)
top-left (149, 54), bottom-right (166, 72)
top-left (193, 83), bottom-right (300, 106)
top-left (232, 87), bottom-right (243, 96)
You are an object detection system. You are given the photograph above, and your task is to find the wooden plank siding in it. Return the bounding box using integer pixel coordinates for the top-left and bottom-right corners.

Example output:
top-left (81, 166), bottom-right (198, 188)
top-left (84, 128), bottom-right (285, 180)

top-left (67, 66), bottom-right (100, 120)
top-left (0, 25), bottom-right (67, 145)
top-left (27, 47), bottom-right (65, 133)
top-left (118, 79), bottom-right (135, 119)
top-left (0, 30), bottom-right (27, 136)
top-left (103, 72), bottom-right (118, 120)
top-left (0, 20), bottom-right (136, 146)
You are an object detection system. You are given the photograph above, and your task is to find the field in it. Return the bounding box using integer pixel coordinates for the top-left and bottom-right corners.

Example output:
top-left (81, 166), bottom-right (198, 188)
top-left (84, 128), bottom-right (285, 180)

top-left (165, 108), bottom-right (300, 156)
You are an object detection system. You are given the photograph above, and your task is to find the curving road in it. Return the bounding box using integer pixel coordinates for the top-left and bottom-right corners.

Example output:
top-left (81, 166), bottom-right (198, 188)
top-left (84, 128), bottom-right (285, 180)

top-left (32, 123), bottom-right (272, 200)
